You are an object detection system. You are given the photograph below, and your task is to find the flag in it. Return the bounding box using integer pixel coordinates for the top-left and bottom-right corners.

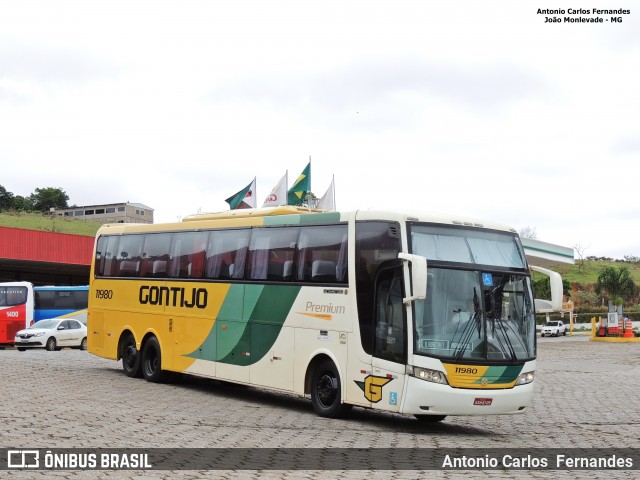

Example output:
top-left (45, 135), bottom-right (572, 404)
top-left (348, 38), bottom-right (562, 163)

top-left (262, 172), bottom-right (288, 207)
top-left (287, 161), bottom-right (311, 206)
top-left (225, 177), bottom-right (257, 209)
top-left (316, 176), bottom-right (335, 210)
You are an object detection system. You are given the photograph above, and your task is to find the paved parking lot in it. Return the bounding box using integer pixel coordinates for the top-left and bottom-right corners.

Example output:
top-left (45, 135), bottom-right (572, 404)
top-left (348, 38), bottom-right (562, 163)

top-left (2, 335), bottom-right (639, 479)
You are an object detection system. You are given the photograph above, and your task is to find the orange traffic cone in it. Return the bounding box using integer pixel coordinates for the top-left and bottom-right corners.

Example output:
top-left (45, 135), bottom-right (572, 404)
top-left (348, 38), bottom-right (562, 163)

top-left (623, 318), bottom-right (634, 338)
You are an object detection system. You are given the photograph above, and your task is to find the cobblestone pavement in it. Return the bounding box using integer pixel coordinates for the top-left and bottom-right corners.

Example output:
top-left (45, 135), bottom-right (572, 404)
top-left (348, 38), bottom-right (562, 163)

top-left (1, 335), bottom-right (638, 479)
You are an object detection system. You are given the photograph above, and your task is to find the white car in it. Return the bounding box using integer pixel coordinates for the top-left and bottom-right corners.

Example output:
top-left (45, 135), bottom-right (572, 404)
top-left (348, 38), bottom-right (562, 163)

top-left (14, 318), bottom-right (88, 351)
top-left (540, 320), bottom-right (567, 337)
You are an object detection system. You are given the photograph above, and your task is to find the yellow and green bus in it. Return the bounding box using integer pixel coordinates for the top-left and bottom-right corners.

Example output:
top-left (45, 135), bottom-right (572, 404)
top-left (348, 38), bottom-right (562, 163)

top-left (88, 206), bottom-right (559, 421)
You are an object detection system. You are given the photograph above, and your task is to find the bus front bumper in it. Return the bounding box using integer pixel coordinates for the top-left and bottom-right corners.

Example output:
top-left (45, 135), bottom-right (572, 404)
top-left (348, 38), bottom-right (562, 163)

top-left (401, 376), bottom-right (534, 416)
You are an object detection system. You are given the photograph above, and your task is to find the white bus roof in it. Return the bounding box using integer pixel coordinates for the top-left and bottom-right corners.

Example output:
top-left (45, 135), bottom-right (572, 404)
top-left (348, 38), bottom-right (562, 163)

top-left (97, 207), bottom-right (518, 235)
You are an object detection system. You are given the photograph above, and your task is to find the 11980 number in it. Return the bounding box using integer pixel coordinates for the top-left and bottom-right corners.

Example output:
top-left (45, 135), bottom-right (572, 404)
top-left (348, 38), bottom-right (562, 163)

top-left (455, 367), bottom-right (478, 375)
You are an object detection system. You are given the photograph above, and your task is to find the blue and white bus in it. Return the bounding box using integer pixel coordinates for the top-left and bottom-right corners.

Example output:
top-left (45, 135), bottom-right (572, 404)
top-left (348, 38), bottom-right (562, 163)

top-left (33, 285), bottom-right (89, 323)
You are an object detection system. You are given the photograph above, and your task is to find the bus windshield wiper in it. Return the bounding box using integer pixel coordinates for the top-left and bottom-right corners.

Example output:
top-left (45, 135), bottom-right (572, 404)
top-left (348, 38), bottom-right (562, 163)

top-left (487, 282), bottom-right (517, 361)
top-left (453, 288), bottom-right (482, 361)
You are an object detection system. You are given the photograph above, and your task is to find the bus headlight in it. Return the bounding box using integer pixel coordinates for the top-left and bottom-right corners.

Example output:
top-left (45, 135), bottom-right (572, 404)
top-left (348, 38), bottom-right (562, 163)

top-left (516, 371), bottom-right (534, 385)
top-left (410, 367), bottom-right (448, 385)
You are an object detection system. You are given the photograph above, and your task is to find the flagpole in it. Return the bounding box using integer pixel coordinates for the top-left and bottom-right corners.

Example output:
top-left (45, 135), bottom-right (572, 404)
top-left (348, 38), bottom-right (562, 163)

top-left (307, 156), bottom-right (311, 207)
top-left (332, 174), bottom-right (336, 210)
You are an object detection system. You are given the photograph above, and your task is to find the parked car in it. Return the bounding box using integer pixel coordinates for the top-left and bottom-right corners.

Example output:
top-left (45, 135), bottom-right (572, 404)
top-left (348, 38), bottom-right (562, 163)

top-left (14, 318), bottom-right (87, 351)
top-left (541, 320), bottom-right (567, 337)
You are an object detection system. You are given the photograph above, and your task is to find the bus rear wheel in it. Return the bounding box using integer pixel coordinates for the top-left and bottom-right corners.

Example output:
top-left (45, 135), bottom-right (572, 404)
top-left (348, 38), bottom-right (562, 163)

top-left (121, 334), bottom-right (142, 378)
top-left (141, 336), bottom-right (168, 383)
top-left (311, 359), bottom-right (352, 418)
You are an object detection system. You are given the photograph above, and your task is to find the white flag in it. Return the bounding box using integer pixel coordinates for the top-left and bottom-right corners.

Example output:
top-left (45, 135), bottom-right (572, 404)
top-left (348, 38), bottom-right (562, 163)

top-left (262, 172), bottom-right (288, 207)
top-left (317, 176), bottom-right (335, 210)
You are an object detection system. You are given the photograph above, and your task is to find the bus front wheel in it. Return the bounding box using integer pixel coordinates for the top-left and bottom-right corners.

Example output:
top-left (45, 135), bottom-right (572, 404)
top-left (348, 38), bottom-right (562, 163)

top-left (311, 359), bottom-right (352, 418)
top-left (121, 334), bottom-right (142, 378)
top-left (141, 336), bottom-right (168, 383)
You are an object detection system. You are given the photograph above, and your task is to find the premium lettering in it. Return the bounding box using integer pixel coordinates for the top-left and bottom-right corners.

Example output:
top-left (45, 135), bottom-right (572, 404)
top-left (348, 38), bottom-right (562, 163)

top-left (305, 301), bottom-right (345, 315)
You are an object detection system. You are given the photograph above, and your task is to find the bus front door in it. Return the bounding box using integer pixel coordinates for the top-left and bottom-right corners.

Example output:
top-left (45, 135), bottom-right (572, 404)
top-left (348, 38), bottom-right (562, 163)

top-left (370, 266), bottom-right (407, 413)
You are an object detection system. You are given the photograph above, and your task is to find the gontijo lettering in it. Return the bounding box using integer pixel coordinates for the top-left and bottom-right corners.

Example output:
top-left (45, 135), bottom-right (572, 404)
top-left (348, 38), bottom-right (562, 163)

top-left (139, 286), bottom-right (207, 309)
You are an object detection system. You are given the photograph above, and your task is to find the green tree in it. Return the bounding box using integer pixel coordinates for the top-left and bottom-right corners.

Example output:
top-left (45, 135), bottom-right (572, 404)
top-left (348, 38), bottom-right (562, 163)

top-left (0, 185), bottom-right (14, 210)
top-left (28, 187), bottom-right (69, 212)
top-left (532, 275), bottom-right (570, 300)
top-left (11, 195), bottom-right (32, 211)
top-left (595, 266), bottom-right (637, 306)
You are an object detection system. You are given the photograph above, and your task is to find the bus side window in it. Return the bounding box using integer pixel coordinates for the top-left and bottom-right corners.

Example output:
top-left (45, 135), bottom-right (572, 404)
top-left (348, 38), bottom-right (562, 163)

top-left (204, 229), bottom-right (250, 280)
top-left (118, 259), bottom-right (140, 277)
top-left (188, 251), bottom-right (205, 278)
top-left (249, 235), bottom-right (269, 280)
top-left (96, 236), bottom-right (119, 277)
top-left (267, 260), bottom-right (293, 281)
top-left (248, 227), bottom-right (298, 282)
top-left (168, 231), bottom-right (207, 278)
top-left (311, 260), bottom-right (336, 282)
top-left (296, 225), bottom-right (348, 284)
top-left (115, 235), bottom-right (144, 277)
top-left (186, 232), bottom-right (208, 279)
top-left (152, 260), bottom-right (167, 277)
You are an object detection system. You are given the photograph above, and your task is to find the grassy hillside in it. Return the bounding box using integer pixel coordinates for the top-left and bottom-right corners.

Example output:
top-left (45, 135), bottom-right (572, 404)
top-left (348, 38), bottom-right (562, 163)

top-left (552, 259), bottom-right (640, 284)
top-left (0, 212), bottom-right (102, 237)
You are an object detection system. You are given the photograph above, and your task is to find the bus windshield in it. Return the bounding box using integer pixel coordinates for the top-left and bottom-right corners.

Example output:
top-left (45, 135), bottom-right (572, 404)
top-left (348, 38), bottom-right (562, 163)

top-left (0, 285), bottom-right (28, 306)
top-left (410, 225), bottom-right (535, 363)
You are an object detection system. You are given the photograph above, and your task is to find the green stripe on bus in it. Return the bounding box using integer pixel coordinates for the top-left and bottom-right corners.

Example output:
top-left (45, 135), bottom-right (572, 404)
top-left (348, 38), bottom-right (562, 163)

top-left (264, 212), bottom-right (341, 226)
top-left (299, 212), bottom-right (341, 224)
top-left (494, 365), bottom-right (523, 383)
top-left (187, 285), bottom-right (301, 366)
top-left (478, 365), bottom-right (522, 384)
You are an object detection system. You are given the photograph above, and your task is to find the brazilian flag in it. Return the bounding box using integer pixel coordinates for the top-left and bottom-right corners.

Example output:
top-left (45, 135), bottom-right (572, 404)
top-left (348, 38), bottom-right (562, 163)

top-left (287, 162), bottom-right (311, 205)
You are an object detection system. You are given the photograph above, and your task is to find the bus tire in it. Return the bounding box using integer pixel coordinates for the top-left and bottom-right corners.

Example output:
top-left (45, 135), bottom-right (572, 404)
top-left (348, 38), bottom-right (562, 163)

top-left (121, 334), bottom-right (142, 378)
top-left (141, 336), bottom-right (168, 383)
top-left (414, 414), bottom-right (446, 423)
top-left (46, 337), bottom-right (57, 351)
top-left (311, 359), bottom-right (352, 418)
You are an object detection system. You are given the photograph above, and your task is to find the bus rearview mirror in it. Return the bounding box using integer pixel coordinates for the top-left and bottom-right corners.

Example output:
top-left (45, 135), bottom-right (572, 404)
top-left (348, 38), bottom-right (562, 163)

top-left (398, 252), bottom-right (427, 304)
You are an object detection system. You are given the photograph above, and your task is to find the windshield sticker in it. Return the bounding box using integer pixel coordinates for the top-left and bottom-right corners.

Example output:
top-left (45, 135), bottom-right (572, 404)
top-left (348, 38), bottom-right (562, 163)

top-left (482, 273), bottom-right (493, 286)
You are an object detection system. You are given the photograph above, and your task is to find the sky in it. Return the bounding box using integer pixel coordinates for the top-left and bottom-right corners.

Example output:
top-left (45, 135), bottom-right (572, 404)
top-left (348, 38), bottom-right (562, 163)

top-left (1, 1), bottom-right (638, 260)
